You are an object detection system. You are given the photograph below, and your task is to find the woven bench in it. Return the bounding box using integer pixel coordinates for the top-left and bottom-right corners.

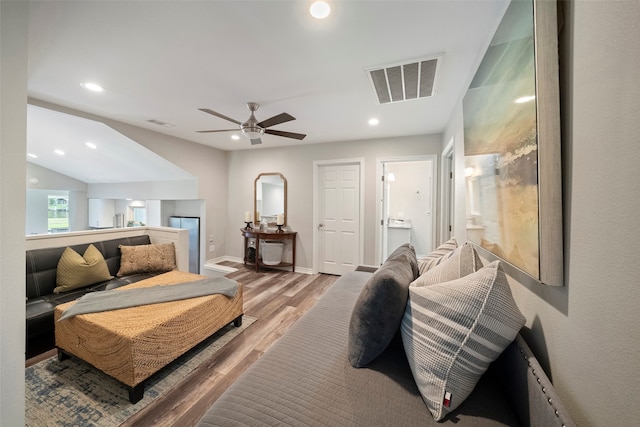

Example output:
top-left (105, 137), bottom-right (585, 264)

top-left (54, 270), bottom-right (243, 403)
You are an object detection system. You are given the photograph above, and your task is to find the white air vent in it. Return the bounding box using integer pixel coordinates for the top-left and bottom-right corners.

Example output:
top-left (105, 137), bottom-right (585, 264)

top-left (366, 54), bottom-right (443, 104)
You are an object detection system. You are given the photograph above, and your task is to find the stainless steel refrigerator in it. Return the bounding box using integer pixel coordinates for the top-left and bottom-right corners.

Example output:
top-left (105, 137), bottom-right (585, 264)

top-left (168, 216), bottom-right (200, 274)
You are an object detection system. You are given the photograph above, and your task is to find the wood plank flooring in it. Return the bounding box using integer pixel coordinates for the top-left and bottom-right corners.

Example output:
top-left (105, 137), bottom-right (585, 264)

top-left (27, 262), bottom-right (339, 427)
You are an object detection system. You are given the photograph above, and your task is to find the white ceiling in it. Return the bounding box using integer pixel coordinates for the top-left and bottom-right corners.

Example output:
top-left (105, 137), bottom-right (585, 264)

top-left (26, 0), bottom-right (507, 183)
top-left (27, 104), bottom-right (195, 183)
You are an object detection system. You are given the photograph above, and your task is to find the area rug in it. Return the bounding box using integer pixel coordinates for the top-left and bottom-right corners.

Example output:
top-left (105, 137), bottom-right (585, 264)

top-left (25, 316), bottom-right (256, 427)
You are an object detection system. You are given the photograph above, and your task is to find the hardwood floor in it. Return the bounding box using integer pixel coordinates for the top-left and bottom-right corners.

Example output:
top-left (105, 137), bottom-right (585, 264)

top-left (27, 262), bottom-right (339, 426)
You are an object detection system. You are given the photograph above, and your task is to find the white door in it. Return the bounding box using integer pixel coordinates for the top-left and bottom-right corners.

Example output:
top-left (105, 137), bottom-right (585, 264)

top-left (318, 163), bottom-right (361, 275)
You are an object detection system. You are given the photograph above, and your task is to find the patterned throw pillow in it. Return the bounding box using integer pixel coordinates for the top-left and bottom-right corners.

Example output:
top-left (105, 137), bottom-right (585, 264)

top-left (117, 243), bottom-right (177, 276)
top-left (401, 261), bottom-right (525, 421)
top-left (417, 238), bottom-right (457, 275)
top-left (55, 244), bottom-right (113, 293)
top-left (411, 242), bottom-right (482, 287)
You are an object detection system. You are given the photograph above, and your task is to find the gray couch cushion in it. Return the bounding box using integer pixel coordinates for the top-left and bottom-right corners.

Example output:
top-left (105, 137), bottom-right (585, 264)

top-left (348, 244), bottom-right (418, 368)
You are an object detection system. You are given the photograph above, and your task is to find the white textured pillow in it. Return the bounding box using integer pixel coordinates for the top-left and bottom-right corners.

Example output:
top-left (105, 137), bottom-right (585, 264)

top-left (417, 238), bottom-right (457, 275)
top-left (412, 242), bottom-right (482, 287)
top-left (401, 261), bottom-right (525, 421)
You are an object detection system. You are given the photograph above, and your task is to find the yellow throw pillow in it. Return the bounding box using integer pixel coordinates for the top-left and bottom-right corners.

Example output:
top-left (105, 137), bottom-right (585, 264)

top-left (55, 244), bottom-right (113, 293)
top-left (117, 243), bottom-right (177, 276)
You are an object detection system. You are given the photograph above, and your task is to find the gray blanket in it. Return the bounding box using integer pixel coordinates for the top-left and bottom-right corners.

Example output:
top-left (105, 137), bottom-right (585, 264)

top-left (58, 276), bottom-right (238, 321)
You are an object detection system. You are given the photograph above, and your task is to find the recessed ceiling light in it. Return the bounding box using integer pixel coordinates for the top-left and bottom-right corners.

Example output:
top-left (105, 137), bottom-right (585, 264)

top-left (310, 1), bottom-right (331, 19)
top-left (80, 82), bottom-right (104, 92)
top-left (85, 142), bottom-right (97, 149)
top-left (231, 135), bottom-right (240, 140)
top-left (27, 153), bottom-right (38, 159)
top-left (515, 95), bottom-right (535, 104)
top-left (368, 118), bottom-right (379, 126)
top-left (54, 149), bottom-right (65, 156)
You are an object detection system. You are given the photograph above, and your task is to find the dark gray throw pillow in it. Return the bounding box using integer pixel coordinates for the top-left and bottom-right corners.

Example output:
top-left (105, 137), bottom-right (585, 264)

top-left (385, 242), bottom-right (420, 279)
top-left (348, 244), bottom-right (418, 368)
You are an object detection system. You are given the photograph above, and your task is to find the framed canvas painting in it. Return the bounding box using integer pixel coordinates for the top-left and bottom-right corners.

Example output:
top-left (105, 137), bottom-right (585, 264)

top-left (463, 0), bottom-right (563, 286)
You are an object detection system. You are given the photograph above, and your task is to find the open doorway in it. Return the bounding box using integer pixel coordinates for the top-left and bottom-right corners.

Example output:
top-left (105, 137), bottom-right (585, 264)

top-left (440, 138), bottom-right (455, 243)
top-left (376, 155), bottom-right (437, 264)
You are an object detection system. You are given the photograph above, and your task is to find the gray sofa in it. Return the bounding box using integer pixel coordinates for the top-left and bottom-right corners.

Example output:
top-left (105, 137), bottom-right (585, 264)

top-left (26, 235), bottom-right (161, 358)
top-left (198, 264), bottom-right (576, 426)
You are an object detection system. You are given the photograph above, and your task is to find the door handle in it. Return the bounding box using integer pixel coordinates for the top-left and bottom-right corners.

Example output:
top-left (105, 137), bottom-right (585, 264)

top-left (318, 223), bottom-right (325, 231)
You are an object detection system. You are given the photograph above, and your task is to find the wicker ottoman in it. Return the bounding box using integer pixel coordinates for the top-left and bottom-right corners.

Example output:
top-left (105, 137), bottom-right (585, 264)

top-left (54, 270), bottom-right (243, 402)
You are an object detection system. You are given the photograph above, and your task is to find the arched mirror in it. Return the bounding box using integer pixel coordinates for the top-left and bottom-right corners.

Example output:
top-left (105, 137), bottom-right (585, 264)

top-left (254, 173), bottom-right (287, 226)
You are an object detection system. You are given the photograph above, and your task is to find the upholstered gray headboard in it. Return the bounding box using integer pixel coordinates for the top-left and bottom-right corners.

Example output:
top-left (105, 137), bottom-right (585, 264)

top-left (496, 334), bottom-right (576, 427)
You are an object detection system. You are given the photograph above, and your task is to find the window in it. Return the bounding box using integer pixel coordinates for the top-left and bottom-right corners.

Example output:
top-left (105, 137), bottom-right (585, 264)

top-left (129, 206), bottom-right (146, 226)
top-left (48, 194), bottom-right (69, 233)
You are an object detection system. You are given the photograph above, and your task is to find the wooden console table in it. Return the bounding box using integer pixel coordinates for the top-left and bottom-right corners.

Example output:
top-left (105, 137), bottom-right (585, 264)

top-left (240, 228), bottom-right (297, 272)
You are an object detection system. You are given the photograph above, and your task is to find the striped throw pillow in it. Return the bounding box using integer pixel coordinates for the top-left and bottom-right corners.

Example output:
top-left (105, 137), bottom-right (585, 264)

top-left (401, 261), bottom-right (525, 421)
top-left (411, 242), bottom-right (482, 287)
top-left (417, 238), bottom-right (457, 275)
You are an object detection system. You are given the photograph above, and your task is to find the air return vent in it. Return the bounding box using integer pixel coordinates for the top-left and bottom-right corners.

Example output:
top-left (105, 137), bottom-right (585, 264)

top-left (366, 55), bottom-right (443, 104)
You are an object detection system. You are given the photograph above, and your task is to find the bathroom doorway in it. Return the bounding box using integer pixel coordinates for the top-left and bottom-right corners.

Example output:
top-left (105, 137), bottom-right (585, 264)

top-left (377, 156), bottom-right (437, 264)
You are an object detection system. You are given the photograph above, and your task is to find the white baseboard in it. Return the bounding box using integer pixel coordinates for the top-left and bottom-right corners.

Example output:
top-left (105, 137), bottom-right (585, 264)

top-left (204, 258), bottom-right (238, 275)
top-left (205, 256), bottom-right (313, 275)
top-left (208, 255), bottom-right (242, 264)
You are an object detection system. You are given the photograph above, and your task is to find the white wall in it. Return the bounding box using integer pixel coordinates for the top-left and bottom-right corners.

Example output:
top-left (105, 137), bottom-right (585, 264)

top-left (87, 179), bottom-right (198, 200)
top-left (445, 2), bottom-right (640, 425)
top-left (25, 189), bottom-right (50, 235)
top-left (0, 2), bottom-right (27, 424)
top-left (227, 135), bottom-right (442, 268)
top-left (26, 162), bottom-right (89, 232)
top-left (27, 162), bottom-right (87, 192)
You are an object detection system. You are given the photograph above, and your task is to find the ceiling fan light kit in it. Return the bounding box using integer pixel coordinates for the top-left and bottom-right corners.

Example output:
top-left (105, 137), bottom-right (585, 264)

top-left (198, 102), bottom-right (306, 145)
top-left (241, 103), bottom-right (265, 144)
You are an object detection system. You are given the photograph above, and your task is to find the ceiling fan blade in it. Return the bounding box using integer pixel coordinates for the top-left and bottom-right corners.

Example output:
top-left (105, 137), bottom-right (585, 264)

top-left (198, 108), bottom-right (242, 125)
top-left (196, 129), bottom-right (238, 133)
top-left (250, 138), bottom-right (262, 145)
top-left (257, 113), bottom-right (295, 129)
top-left (265, 129), bottom-right (307, 140)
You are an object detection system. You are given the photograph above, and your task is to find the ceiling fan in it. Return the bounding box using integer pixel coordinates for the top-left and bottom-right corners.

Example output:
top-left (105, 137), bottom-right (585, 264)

top-left (197, 102), bottom-right (306, 145)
